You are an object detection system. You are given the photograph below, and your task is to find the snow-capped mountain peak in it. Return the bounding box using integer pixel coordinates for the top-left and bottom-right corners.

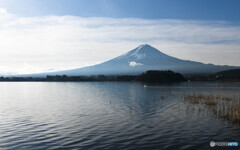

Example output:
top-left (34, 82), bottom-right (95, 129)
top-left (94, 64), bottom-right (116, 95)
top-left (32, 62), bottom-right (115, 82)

top-left (23, 44), bottom-right (239, 77)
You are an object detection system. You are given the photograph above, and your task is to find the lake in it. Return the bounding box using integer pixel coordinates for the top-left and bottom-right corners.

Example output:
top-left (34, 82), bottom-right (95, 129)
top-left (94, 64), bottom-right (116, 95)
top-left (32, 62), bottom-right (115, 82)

top-left (0, 82), bottom-right (240, 150)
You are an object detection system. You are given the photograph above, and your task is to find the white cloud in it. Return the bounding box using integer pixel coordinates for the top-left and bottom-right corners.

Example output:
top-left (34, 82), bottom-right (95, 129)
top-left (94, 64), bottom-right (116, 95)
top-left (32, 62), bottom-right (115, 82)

top-left (0, 8), bottom-right (240, 75)
top-left (0, 8), bottom-right (14, 21)
top-left (129, 61), bottom-right (143, 67)
top-left (0, 8), bottom-right (7, 14)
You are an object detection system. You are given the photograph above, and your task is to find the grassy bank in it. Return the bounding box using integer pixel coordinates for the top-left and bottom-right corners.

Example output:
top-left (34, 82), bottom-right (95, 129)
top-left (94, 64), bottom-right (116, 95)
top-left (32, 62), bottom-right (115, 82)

top-left (183, 94), bottom-right (240, 125)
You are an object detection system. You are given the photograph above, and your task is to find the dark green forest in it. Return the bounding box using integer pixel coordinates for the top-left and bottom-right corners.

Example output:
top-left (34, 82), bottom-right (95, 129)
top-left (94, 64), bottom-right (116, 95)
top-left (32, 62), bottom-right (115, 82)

top-left (1, 69), bottom-right (240, 82)
top-left (0, 70), bottom-right (186, 83)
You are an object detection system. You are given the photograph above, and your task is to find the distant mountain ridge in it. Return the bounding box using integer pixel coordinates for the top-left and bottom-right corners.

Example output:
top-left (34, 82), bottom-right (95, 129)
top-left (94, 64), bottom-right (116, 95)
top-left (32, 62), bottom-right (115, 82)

top-left (22, 44), bottom-right (239, 77)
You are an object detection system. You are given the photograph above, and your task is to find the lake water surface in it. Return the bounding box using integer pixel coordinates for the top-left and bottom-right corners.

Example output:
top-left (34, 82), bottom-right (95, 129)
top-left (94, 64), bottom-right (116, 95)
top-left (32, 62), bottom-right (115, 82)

top-left (0, 82), bottom-right (240, 150)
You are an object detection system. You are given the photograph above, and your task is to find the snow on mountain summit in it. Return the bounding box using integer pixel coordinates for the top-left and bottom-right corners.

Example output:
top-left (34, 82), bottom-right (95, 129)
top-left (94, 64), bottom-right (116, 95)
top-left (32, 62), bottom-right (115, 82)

top-left (115, 44), bottom-right (168, 61)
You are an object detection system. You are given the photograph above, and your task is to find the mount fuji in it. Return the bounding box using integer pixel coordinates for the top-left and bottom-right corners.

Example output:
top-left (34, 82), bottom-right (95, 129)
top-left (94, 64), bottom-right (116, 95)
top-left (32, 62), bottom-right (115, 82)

top-left (29, 44), bottom-right (239, 77)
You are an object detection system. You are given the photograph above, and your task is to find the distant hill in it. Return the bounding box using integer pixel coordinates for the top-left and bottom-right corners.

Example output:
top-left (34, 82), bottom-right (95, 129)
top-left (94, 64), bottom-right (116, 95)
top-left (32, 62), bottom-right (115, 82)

top-left (213, 69), bottom-right (240, 81)
top-left (18, 44), bottom-right (239, 77)
top-left (186, 69), bottom-right (240, 81)
top-left (135, 70), bottom-right (186, 83)
top-left (215, 69), bottom-right (240, 78)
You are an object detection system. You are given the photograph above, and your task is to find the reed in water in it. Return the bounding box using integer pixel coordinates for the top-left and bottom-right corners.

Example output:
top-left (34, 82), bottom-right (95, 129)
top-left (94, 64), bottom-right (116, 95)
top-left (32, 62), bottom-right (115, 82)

top-left (183, 94), bottom-right (240, 125)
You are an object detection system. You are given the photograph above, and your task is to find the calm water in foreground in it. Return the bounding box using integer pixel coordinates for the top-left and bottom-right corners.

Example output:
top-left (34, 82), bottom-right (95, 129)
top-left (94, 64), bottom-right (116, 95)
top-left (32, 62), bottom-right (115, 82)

top-left (0, 82), bottom-right (240, 150)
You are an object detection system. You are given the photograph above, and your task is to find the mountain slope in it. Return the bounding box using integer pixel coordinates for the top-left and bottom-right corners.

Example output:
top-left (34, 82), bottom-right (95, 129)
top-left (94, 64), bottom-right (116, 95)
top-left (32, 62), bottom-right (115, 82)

top-left (26, 44), bottom-right (239, 77)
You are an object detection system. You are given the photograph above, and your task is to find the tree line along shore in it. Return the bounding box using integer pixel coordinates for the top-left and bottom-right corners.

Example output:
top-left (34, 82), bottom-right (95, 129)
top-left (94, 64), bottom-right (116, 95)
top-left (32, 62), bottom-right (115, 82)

top-left (0, 69), bottom-right (239, 82)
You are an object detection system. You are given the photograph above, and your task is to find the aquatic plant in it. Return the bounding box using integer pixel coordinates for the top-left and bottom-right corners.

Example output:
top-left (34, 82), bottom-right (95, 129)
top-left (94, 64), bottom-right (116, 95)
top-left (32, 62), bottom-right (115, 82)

top-left (183, 94), bottom-right (240, 125)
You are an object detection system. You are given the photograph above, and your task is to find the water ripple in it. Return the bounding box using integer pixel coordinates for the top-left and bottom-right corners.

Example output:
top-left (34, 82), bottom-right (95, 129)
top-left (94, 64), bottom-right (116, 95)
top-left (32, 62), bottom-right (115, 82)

top-left (0, 82), bottom-right (240, 149)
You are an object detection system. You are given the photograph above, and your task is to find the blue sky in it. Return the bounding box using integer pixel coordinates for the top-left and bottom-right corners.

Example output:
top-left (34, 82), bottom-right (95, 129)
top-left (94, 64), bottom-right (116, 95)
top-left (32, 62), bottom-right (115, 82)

top-left (1, 0), bottom-right (240, 21)
top-left (0, 0), bottom-right (240, 74)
